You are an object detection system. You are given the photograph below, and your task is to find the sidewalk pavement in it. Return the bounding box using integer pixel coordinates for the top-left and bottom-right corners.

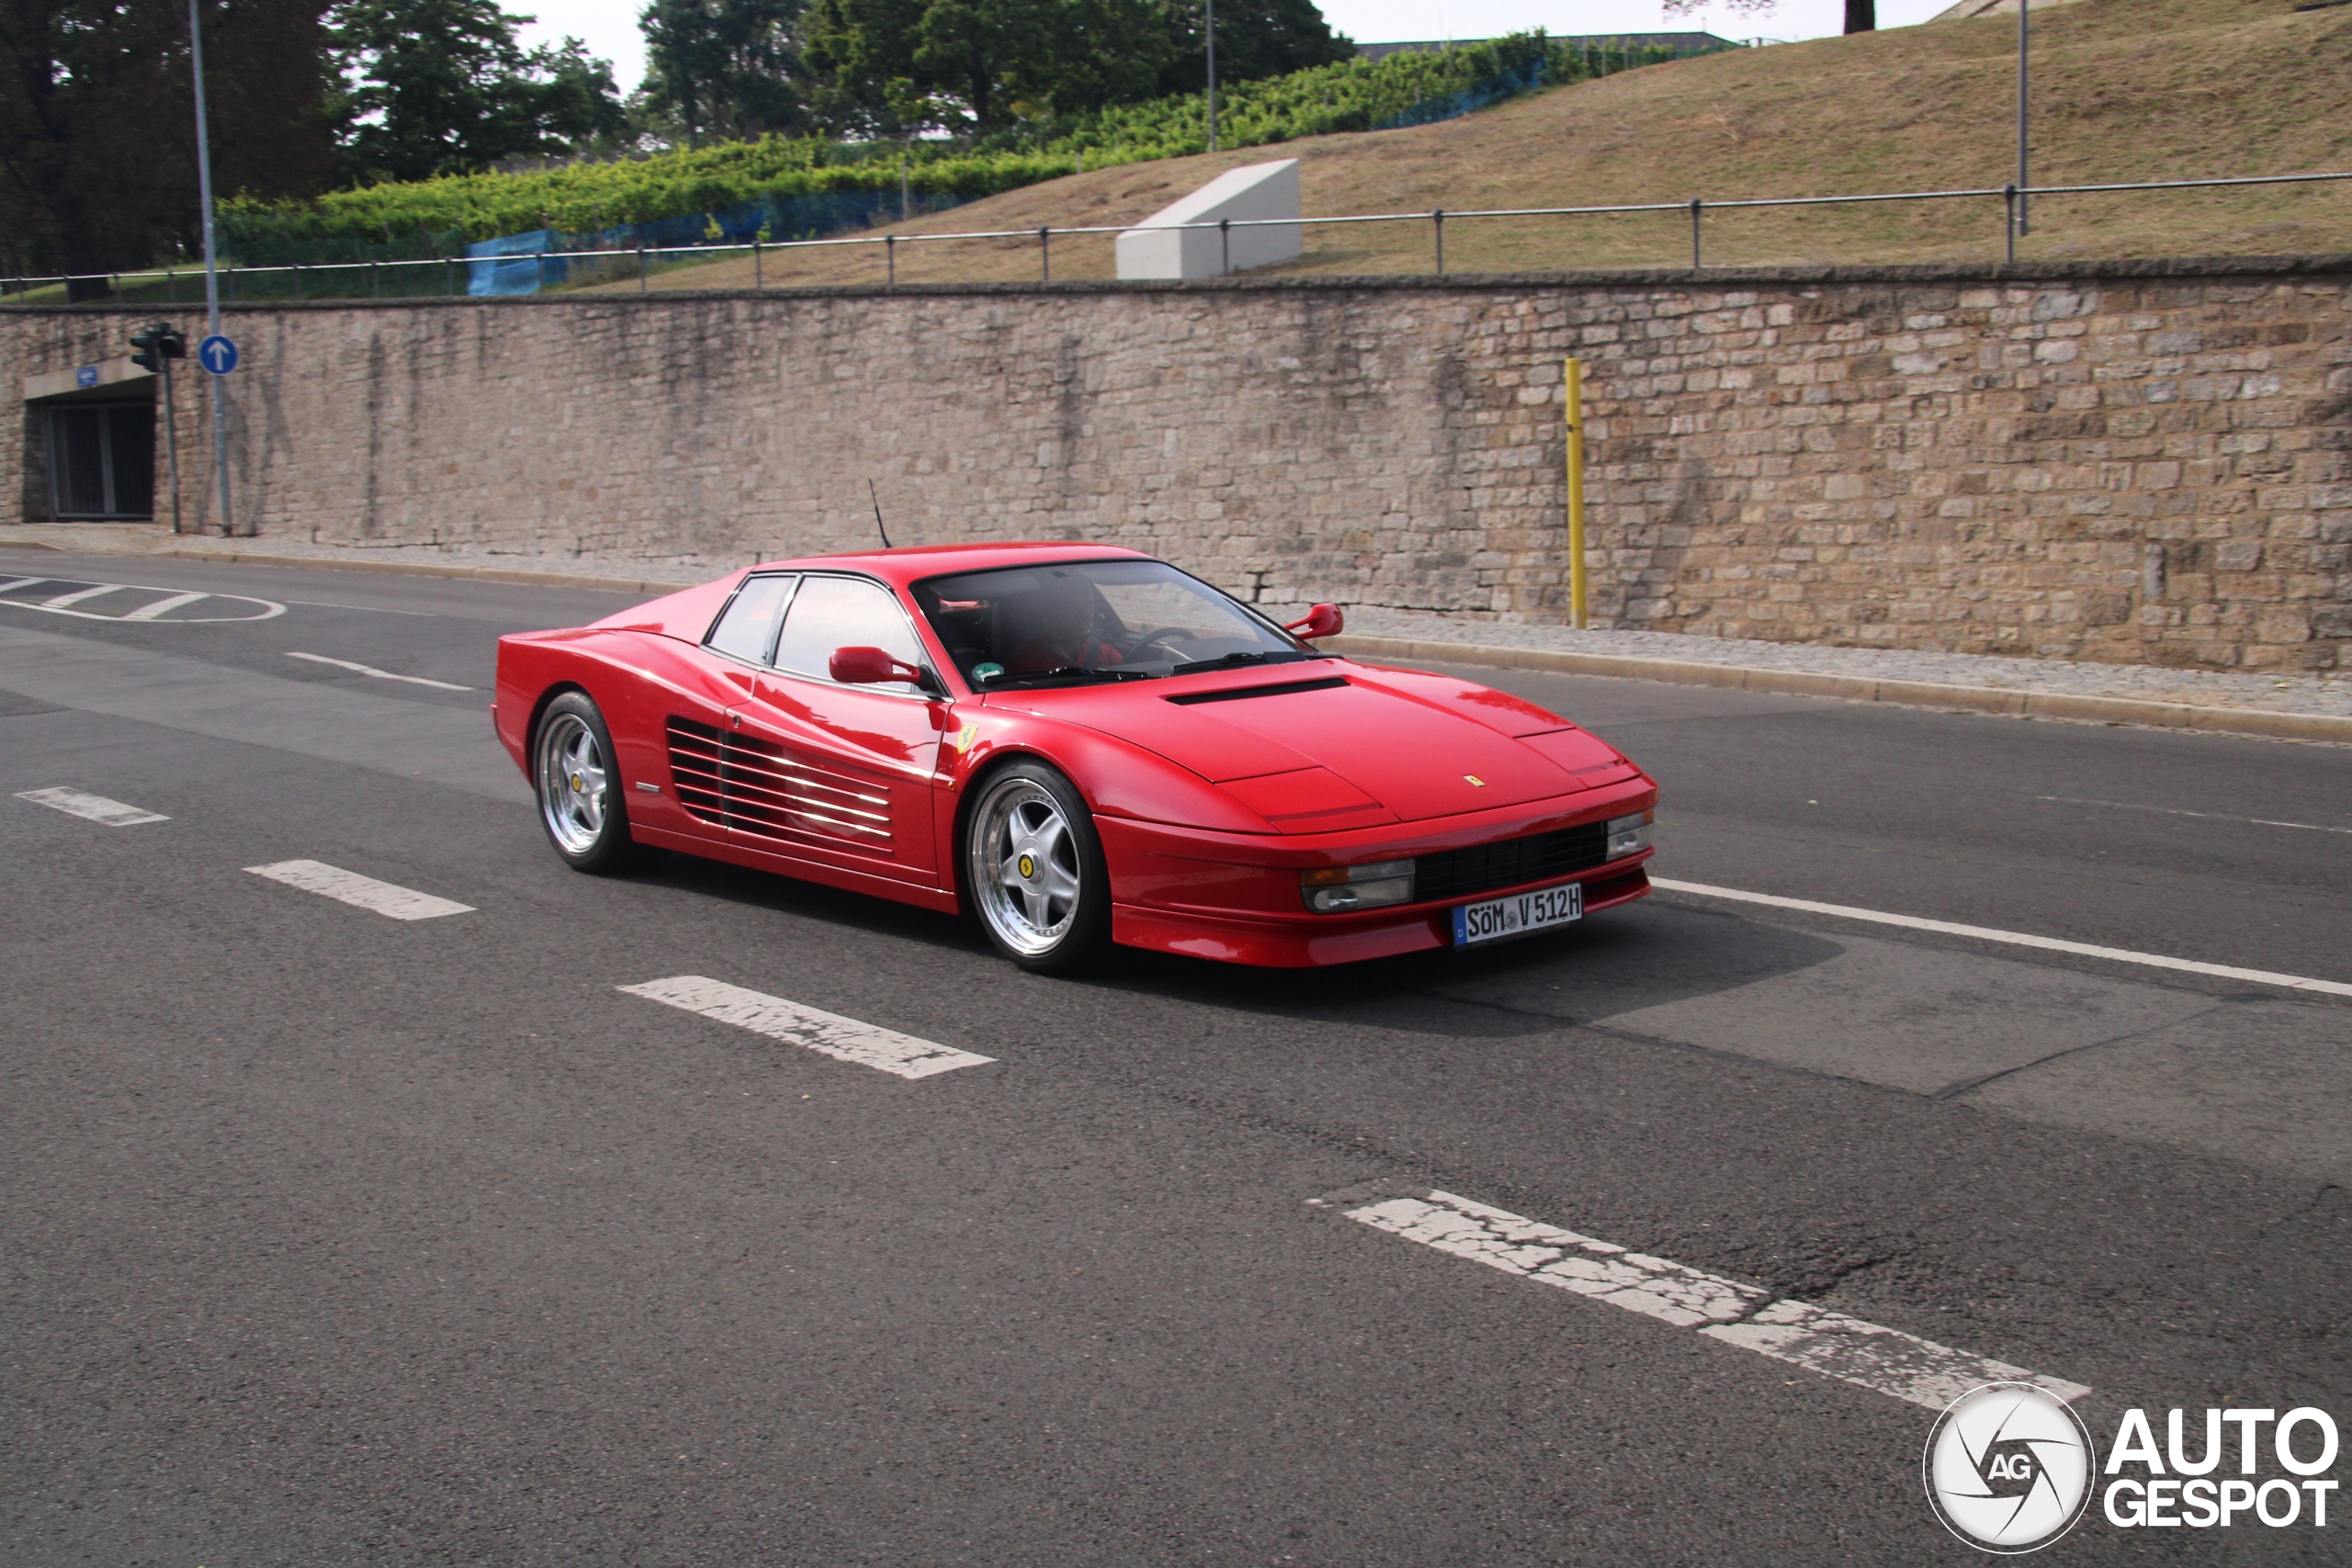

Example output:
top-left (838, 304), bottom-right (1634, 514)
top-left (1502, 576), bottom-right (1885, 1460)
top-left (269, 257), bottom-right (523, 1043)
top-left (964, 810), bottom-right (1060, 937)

top-left (6, 525), bottom-right (2346, 745)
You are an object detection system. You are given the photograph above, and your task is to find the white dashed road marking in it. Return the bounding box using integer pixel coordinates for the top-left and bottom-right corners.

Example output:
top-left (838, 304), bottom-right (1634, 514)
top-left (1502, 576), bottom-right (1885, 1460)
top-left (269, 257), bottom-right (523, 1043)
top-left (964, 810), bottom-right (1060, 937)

top-left (245, 860), bottom-right (475, 919)
top-left (1323, 1187), bottom-right (2091, 1412)
top-left (1652, 877), bottom-right (2352, 999)
top-left (285, 650), bottom-right (472, 691)
top-left (15, 786), bottom-right (169, 826)
top-left (619, 976), bottom-right (993, 1079)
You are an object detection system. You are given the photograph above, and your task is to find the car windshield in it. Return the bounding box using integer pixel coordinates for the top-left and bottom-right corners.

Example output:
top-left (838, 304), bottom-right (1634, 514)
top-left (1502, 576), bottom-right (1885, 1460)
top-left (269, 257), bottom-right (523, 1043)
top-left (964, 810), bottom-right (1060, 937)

top-left (911, 559), bottom-right (1317, 687)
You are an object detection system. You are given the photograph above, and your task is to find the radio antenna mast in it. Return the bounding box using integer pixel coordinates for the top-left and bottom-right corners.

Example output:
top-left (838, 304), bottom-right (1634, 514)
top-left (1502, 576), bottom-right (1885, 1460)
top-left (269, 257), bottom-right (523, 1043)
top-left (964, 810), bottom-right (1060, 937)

top-left (868, 479), bottom-right (892, 549)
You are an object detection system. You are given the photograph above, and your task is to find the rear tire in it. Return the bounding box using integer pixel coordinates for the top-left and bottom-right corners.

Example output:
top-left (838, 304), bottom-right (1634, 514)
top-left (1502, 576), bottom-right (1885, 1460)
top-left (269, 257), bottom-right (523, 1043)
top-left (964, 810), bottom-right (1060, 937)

top-left (532, 691), bottom-right (647, 874)
top-left (963, 761), bottom-right (1114, 975)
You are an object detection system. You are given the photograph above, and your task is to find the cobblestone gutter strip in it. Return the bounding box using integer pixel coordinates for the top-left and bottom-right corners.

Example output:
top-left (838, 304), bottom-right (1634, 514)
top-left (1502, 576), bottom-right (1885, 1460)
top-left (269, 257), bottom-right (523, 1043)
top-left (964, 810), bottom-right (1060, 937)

top-left (1327, 634), bottom-right (2352, 746)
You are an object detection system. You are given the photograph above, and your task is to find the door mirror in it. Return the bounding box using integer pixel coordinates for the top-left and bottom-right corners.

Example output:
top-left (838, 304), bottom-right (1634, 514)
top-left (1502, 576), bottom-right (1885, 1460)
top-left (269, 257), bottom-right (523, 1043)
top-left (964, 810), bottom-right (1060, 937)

top-left (1283, 603), bottom-right (1345, 640)
top-left (829, 645), bottom-right (926, 686)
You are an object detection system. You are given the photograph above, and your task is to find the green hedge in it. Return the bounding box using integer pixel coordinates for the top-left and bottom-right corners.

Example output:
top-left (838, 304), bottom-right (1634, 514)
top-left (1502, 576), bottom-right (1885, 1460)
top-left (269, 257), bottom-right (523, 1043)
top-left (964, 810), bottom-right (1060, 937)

top-left (219, 35), bottom-right (1681, 254)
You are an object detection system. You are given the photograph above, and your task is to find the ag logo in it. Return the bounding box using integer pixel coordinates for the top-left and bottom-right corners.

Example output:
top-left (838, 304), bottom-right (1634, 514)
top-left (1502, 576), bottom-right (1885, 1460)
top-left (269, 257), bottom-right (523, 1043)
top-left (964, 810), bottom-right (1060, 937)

top-left (1925, 1382), bottom-right (2097, 1553)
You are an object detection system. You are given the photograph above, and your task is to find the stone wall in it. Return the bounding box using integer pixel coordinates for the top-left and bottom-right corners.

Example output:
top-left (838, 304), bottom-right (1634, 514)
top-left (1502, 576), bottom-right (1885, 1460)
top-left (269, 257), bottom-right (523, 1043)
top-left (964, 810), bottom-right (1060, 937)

top-left (6, 257), bottom-right (2346, 670)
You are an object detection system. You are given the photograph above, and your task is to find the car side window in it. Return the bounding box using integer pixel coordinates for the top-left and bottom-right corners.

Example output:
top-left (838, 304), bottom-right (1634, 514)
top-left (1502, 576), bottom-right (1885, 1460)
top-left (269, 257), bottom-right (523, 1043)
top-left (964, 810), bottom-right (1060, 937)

top-left (706, 574), bottom-right (796, 664)
top-left (771, 576), bottom-right (923, 682)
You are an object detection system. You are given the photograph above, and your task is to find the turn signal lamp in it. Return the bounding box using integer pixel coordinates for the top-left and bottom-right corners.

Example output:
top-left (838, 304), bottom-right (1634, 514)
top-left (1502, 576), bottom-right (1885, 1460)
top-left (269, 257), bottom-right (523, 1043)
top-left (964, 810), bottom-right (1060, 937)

top-left (1605, 809), bottom-right (1654, 860)
top-left (1301, 860), bottom-right (1415, 913)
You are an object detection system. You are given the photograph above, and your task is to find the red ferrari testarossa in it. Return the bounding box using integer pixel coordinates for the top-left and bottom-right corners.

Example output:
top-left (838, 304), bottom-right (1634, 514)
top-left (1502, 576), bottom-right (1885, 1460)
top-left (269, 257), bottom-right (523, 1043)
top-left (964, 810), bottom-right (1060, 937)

top-left (494, 544), bottom-right (1656, 973)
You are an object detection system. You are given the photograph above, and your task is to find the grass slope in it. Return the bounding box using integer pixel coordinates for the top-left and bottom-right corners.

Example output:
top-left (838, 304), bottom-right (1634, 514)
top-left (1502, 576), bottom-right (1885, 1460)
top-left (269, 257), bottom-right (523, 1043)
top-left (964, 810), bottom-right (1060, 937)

top-left (610, 0), bottom-right (2352, 290)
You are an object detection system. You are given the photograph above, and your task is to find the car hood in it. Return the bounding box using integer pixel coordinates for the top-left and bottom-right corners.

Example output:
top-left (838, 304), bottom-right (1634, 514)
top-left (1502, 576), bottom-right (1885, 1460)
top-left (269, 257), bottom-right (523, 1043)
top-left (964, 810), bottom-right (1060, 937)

top-left (990, 664), bottom-right (1635, 828)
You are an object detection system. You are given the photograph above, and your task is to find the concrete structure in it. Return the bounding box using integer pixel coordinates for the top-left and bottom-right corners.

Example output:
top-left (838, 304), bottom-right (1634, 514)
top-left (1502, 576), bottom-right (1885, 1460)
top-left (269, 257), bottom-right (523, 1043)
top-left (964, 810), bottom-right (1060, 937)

top-left (1115, 161), bottom-right (1302, 282)
top-left (5, 255), bottom-right (2347, 671)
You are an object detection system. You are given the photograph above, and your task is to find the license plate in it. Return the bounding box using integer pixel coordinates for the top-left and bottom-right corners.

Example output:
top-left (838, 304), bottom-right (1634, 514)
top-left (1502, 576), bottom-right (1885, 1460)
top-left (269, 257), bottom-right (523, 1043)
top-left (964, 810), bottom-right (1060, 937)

top-left (1452, 881), bottom-right (1584, 946)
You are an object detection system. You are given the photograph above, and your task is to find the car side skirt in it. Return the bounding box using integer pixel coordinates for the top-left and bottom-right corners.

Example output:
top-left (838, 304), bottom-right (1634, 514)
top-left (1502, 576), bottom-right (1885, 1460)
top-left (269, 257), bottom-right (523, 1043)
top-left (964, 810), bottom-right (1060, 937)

top-left (631, 825), bottom-right (962, 916)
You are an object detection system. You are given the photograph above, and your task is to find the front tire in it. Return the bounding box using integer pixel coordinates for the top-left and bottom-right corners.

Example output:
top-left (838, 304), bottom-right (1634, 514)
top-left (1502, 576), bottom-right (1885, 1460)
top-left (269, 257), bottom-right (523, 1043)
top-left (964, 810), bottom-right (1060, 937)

top-left (532, 691), bottom-right (644, 874)
top-left (964, 761), bottom-right (1113, 975)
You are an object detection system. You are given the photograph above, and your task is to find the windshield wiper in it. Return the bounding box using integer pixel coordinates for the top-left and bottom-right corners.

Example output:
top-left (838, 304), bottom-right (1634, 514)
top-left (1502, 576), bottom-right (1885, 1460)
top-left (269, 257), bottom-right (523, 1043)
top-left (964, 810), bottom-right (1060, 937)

top-left (1172, 650), bottom-right (1315, 673)
top-left (983, 666), bottom-right (1152, 689)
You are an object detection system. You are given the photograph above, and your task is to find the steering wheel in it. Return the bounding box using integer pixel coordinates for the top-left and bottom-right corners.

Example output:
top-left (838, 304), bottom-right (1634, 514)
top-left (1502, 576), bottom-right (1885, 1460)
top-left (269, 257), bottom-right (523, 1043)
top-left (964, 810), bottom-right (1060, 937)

top-left (1125, 626), bottom-right (1203, 660)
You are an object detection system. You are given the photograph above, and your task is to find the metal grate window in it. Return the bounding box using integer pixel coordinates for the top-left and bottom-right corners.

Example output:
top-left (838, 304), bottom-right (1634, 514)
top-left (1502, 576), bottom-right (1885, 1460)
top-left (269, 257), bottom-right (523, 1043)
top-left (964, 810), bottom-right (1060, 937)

top-left (43, 403), bottom-right (154, 520)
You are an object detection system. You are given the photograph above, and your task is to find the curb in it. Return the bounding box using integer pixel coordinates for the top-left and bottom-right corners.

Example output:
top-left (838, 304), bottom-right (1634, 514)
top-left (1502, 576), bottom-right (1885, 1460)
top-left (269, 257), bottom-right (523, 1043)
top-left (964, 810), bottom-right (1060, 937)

top-left (0, 537), bottom-right (686, 596)
top-left (1324, 634), bottom-right (2352, 747)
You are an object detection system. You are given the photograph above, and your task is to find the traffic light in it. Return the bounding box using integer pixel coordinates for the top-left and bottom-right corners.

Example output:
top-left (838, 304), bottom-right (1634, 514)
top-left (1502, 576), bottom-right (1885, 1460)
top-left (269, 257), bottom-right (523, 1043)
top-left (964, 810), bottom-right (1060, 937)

top-left (129, 322), bottom-right (187, 373)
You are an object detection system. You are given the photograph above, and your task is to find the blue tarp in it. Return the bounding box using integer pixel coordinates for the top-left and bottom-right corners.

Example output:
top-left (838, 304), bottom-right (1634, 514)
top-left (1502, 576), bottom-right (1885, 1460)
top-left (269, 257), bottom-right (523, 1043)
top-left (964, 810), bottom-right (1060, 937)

top-left (1374, 58), bottom-right (1547, 131)
top-left (469, 187), bottom-right (970, 295)
top-left (466, 229), bottom-right (561, 296)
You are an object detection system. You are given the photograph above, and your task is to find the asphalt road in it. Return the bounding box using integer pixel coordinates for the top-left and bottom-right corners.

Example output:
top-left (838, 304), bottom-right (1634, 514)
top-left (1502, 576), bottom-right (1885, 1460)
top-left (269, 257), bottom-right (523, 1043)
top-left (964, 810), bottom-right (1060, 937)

top-left (4, 549), bottom-right (2346, 1566)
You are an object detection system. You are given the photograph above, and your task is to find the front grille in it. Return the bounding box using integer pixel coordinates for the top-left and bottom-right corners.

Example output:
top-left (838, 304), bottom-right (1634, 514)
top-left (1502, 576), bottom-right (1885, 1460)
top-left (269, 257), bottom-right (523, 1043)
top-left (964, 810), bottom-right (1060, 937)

top-left (1415, 820), bottom-right (1611, 904)
top-left (665, 716), bottom-right (891, 848)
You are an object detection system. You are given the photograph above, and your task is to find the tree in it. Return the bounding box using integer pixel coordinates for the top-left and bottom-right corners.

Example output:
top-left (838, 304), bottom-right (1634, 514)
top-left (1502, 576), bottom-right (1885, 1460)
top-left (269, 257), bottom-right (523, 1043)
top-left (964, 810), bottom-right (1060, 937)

top-left (804, 0), bottom-right (1171, 135)
top-left (327, 0), bottom-right (625, 184)
top-left (1155, 0), bottom-right (1348, 98)
top-left (800, 0), bottom-right (926, 135)
top-left (639, 0), bottom-right (808, 145)
top-left (0, 0), bottom-right (334, 291)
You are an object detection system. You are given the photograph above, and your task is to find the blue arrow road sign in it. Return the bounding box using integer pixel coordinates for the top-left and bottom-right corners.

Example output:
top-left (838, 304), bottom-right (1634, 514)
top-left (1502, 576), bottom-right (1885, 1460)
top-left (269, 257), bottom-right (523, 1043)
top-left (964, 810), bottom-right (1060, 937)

top-left (197, 335), bottom-right (239, 375)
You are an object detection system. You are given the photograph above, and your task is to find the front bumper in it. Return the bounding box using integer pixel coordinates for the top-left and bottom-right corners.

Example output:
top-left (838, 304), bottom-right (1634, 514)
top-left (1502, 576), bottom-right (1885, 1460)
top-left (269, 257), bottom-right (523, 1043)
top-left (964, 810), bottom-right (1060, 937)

top-left (1096, 778), bottom-right (1657, 968)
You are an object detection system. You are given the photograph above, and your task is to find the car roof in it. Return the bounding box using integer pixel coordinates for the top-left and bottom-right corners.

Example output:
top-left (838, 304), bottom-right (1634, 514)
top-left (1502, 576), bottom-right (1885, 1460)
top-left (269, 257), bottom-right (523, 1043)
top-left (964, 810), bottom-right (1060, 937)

top-left (750, 541), bottom-right (1157, 590)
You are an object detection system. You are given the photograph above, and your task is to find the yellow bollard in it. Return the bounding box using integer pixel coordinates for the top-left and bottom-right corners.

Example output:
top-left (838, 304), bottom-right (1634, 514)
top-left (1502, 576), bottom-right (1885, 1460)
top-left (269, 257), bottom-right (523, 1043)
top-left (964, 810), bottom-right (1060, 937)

top-left (1565, 357), bottom-right (1589, 630)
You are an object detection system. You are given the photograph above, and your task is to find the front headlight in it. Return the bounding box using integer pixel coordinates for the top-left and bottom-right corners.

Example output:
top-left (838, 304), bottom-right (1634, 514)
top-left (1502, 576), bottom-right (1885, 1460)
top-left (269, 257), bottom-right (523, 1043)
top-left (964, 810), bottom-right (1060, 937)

top-left (1301, 859), bottom-right (1416, 913)
top-left (1606, 809), bottom-right (1654, 860)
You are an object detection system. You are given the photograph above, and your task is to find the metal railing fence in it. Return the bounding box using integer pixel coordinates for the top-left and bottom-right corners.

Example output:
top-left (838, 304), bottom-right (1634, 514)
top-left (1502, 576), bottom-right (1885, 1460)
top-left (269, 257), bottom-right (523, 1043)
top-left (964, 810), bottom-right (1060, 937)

top-left (7, 169), bottom-right (2348, 302)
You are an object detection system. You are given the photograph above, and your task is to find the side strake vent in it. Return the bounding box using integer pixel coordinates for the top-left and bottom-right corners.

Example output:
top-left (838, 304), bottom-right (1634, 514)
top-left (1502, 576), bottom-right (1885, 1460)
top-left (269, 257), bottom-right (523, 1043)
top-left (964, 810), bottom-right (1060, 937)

top-left (1165, 676), bottom-right (1350, 706)
top-left (665, 716), bottom-right (891, 848)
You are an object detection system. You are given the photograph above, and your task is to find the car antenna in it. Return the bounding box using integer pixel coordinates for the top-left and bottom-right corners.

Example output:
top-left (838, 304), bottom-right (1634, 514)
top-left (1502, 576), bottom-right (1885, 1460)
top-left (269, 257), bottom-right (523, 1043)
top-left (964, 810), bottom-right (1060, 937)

top-left (868, 479), bottom-right (892, 549)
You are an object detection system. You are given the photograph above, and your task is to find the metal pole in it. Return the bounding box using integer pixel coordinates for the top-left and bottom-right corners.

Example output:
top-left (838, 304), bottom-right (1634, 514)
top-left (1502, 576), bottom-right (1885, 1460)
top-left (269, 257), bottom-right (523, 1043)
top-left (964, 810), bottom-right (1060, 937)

top-left (887, 234), bottom-right (896, 285)
top-left (1039, 225), bottom-right (1050, 282)
top-left (1690, 198), bottom-right (1702, 268)
top-left (160, 354), bottom-right (184, 534)
top-left (1204, 0), bottom-right (1217, 152)
top-left (1433, 209), bottom-right (1444, 276)
top-left (2004, 185), bottom-right (2017, 265)
top-left (188, 0), bottom-right (232, 536)
top-left (1565, 357), bottom-right (1588, 630)
top-left (638, 243), bottom-right (647, 291)
top-left (1219, 218), bottom-right (1229, 275)
top-left (2017, 0), bottom-right (2030, 236)
top-left (753, 236), bottom-right (762, 288)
